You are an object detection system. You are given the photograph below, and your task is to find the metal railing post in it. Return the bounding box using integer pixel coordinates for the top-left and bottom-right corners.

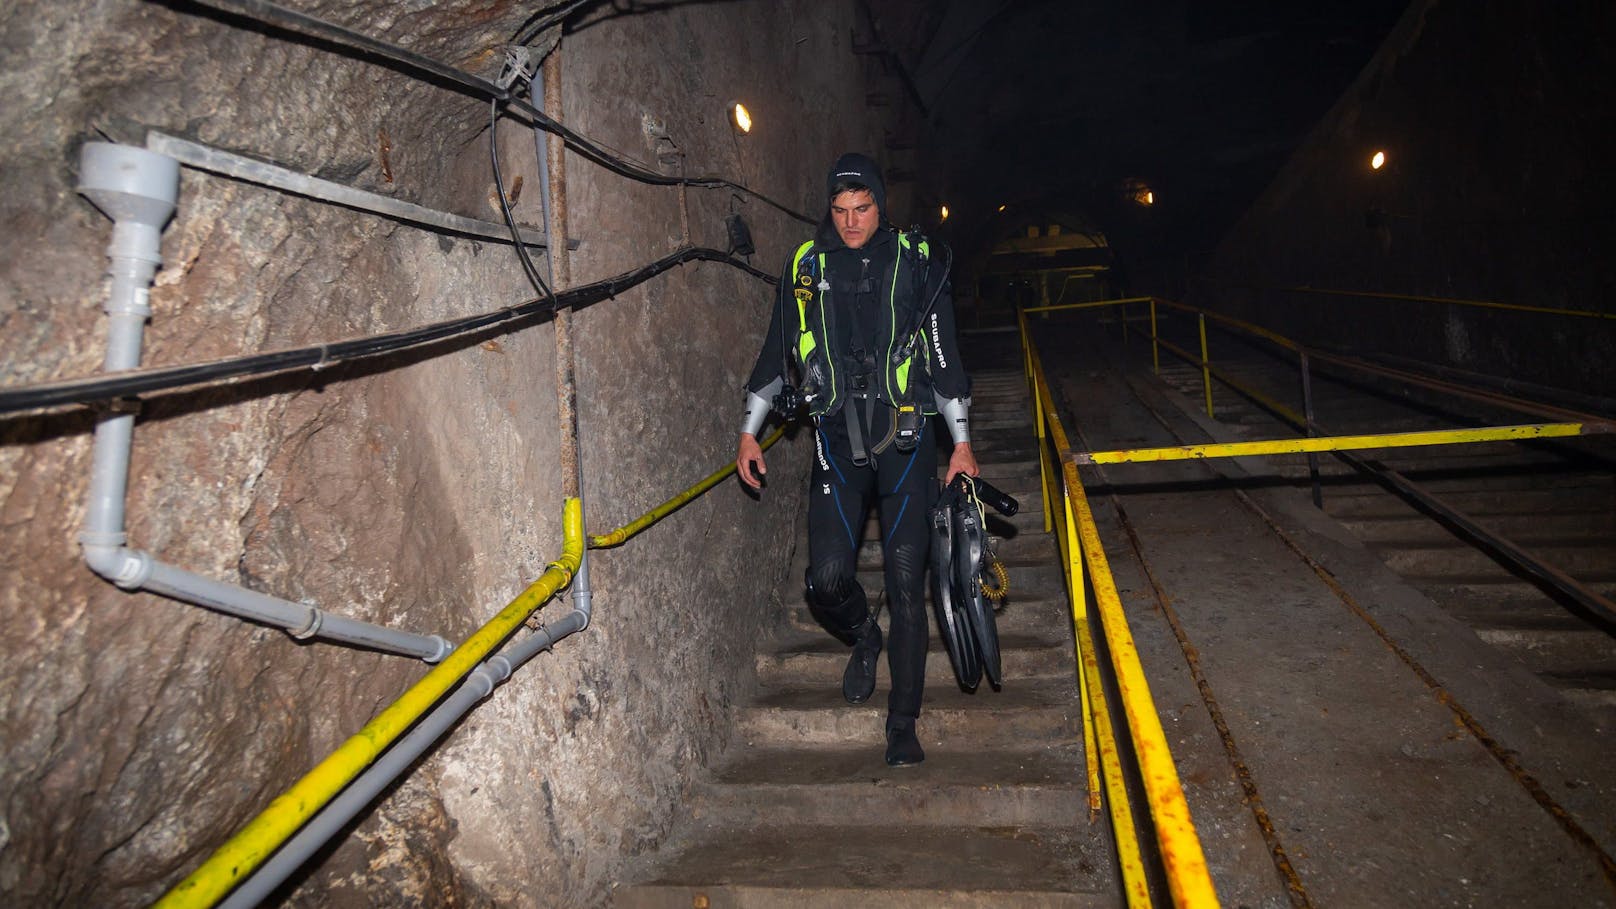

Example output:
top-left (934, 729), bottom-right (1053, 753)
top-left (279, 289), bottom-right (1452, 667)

top-left (1198, 313), bottom-right (1214, 418)
top-left (1300, 350), bottom-right (1323, 509)
top-left (1150, 299), bottom-right (1159, 374)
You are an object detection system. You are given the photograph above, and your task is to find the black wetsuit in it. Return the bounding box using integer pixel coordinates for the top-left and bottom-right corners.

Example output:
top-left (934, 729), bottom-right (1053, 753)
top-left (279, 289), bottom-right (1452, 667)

top-left (745, 219), bottom-right (969, 721)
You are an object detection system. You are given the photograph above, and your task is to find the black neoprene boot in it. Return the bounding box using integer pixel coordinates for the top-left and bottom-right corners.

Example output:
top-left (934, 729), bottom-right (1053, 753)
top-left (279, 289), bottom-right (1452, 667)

top-left (842, 617), bottom-right (883, 704)
top-left (885, 715), bottom-right (925, 766)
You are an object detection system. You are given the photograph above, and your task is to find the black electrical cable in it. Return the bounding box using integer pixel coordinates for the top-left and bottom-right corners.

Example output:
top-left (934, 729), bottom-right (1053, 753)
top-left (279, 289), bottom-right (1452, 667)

top-left (0, 247), bottom-right (776, 417)
top-left (180, 0), bottom-right (815, 224)
top-left (490, 97), bottom-right (554, 301)
top-left (512, 0), bottom-right (594, 46)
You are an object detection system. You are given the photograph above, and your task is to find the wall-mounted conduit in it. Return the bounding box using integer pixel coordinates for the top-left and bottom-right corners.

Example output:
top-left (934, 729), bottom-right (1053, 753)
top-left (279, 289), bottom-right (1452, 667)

top-left (183, 0), bottom-right (816, 225)
top-left (0, 244), bottom-right (775, 416)
top-left (146, 132), bottom-right (577, 250)
top-left (74, 141), bottom-right (451, 663)
top-left (40, 2), bottom-right (821, 900)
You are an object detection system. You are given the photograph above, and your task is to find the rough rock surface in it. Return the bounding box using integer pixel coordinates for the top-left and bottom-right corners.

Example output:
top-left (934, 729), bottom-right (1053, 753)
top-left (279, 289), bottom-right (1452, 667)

top-left (1199, 0), bottom-right (1616, 394)
top-left (0, 1), bottom-right (897, 905)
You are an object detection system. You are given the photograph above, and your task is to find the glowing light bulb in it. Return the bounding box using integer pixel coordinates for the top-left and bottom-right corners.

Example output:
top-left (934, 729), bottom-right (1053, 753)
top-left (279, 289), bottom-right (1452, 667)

top-left (1371, 150), bottom-right (1386, 170)
top-left (940, 204), bottom-right (950, 221)
top-left (998, 204), bottom-right (1007, 212)
top-left (731, 103), bottom-right (752, 134)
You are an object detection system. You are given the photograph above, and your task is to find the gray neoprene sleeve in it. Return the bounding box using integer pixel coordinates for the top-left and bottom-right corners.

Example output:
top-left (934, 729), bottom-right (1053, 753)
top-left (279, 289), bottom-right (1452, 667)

top-left (741, 377), bottom-right (783, 436)
top-left (935, 391), bottom-right (971, 445)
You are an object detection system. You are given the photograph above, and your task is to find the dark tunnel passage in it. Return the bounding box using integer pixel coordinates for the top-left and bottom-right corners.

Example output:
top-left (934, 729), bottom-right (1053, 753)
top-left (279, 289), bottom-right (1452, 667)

top-left (1, 1), bottom-right (1613, 906)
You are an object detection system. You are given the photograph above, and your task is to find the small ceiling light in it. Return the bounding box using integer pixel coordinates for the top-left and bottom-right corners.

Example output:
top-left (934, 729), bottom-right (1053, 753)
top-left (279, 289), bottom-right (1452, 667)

top-left (940, 204), bottom-right (950, 221)
top-left (1144, 190), bottom-right (1155, 205)
top-left (1371, 150), bottom-right (1386, 170)
top-left (997, 204), bottom-right (1007, 212)
top-left (730, 102), bottom-right (753, 134)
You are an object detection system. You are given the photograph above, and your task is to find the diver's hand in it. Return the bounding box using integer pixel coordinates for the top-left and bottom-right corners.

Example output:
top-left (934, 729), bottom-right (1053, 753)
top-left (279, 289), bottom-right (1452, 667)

top-left (737, 433), bottom-right (767, 489)
top-left (945, 442), bottom-right (979, 485)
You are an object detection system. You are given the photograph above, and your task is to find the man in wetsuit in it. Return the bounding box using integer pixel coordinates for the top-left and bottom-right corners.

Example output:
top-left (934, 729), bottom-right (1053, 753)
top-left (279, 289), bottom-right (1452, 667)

top-left (736, 152), bottom-right (976, 766)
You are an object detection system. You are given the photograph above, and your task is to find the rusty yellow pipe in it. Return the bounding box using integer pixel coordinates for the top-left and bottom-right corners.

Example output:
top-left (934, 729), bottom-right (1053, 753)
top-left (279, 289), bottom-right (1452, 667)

top-left (1078, 602), bottom-right (1151, 906)
top-left (1023, 295), bottom-right (1154, 314)
top-left (1152, 297), bottom-right (1300, 353)
top-left (1075, 422), bottom-right (1599, 465)
top-left (1030, 348), bottom-right (1220, 908)
top-left (1155, 335), bottom-right (1301, 426)
top-left (1063, 490), bottom-right (1103, 816)
top-left (156, 499), bottom-right (585, 909)
top-left (589, 427), bottom-right (785, 548)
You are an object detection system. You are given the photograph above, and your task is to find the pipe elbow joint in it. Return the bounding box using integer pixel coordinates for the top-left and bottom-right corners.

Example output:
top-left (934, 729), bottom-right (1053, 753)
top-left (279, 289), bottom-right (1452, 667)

top-left (425, 635), bottom-right (453, 664)
top-left (81, 540), bottom-right (153, 590)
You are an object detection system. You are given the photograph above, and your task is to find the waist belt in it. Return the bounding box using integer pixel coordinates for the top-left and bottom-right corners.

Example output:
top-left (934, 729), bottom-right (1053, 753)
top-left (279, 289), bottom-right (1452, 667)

top-left (844, 394), bottom-right (875, 467)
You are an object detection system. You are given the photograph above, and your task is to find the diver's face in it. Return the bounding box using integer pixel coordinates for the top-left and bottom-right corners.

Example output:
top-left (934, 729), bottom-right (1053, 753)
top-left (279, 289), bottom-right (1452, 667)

top-left (831, 190), bottom-right (879, 249)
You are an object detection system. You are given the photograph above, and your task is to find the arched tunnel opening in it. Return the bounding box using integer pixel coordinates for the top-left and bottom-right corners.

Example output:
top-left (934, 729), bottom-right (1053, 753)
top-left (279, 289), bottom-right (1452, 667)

top-left (2, 1), bottom-right (1613, 906)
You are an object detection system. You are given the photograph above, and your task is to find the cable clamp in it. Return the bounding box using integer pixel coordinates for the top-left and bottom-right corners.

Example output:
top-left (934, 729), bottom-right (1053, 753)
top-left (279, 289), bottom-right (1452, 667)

top-left (497, 45), bottom-right (542, 91)
top-left (311, 344), bottom-right (331, 372)
top-left (290, 602), bottom-right (323, 640)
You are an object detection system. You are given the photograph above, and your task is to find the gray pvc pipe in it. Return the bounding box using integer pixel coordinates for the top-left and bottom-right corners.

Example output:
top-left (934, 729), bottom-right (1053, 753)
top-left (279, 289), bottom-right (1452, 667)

top-left (217, 606), bottom-right (589, 909)
top-left (75, 143), bottom-right (450, 664)
top-left (145, 131), bottom-right (571, 250)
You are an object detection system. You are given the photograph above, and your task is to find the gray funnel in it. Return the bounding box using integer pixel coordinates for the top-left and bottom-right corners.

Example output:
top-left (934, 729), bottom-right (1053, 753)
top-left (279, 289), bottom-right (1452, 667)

top-left (78, 142), bottom-right (179, 230)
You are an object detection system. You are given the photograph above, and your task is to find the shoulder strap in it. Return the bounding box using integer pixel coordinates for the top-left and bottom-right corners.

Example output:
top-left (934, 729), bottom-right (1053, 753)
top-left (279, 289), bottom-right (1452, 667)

top-left (897, 229), bottom-right (930, 264)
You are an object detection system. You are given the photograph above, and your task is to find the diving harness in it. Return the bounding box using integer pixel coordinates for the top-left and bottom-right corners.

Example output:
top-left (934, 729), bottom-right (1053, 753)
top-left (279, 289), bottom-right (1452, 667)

top-left (769, 231), bottom-right (957, 467)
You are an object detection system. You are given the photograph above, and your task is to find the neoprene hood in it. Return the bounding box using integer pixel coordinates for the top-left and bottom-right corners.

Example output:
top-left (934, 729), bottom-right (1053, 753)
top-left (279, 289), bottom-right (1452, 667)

top-left (827, 152), bottom-right (886, 213)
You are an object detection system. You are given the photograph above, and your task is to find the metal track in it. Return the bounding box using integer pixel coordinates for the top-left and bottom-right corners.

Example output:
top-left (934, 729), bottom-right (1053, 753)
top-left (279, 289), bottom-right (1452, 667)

top-left (1136, 315), bottom-right (1616, 724)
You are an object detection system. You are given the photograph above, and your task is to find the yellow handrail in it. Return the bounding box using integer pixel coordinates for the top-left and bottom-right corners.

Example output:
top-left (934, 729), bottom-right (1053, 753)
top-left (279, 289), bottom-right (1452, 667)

top-left (1024, 295), bottom-right (1155, 314)
top-left (157, 499), bottom-right (585, 909)
top-left (588, 426), bottom-right (786, 548)
top-left (1063, 489), bottom-right (1104, 817)
top-left (1027, 341), bottom-right (1220, 907)
top-left (1019, 303), bottom-right (1217, 906)
top-left (1075, 422), bottom-right (1603, 464)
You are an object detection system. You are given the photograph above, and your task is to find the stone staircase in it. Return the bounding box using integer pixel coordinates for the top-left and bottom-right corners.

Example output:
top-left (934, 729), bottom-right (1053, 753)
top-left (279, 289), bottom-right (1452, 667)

top-left (613, 357), bottom-right (1117, 906)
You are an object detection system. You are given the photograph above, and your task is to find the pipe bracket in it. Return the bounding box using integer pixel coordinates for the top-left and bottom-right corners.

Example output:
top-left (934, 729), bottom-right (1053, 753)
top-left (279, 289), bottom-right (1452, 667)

top-left (288, 603), bottom-right (323, 640)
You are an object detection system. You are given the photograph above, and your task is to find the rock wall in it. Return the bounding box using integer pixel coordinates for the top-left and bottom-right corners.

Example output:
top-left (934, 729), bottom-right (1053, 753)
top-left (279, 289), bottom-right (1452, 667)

top-left (0, 1), bottom-right (897, 905)
top-left (1198, 0), bottom-right (1616, 396)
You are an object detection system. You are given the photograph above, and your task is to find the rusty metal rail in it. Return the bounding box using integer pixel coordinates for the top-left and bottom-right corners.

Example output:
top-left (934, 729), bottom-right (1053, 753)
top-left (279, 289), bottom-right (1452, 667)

top-left (1025, 294), bottom-right (1616, 636)
top-left (1020, 308), bottom-right (1221, 908)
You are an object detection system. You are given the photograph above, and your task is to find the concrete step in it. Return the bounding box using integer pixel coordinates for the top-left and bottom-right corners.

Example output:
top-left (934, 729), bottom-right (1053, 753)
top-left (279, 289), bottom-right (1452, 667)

top-left (1370, 539), bottom-right (1616, 578)
top-left (1422, 585), bottom-right (1616, 629)
top-left (738, 678), bottom-right (1082, 748)
top-left (612, 824), bottom-right (1115, 908)
top-left (854, 500), bottom-right (1052, 540)
top-left (853, 563), bottom-right (1066, 605)
top-left (781, 591), bottom-right (1073, 642)
top-left (1322, 483), bottom-right (1615, 519)
top-left (757, 629), bottom-right (1075, 687)
top-left (1337, 513), bottom-right (1616, 544)
top-left (1472, 627), bottom-right (1616, 678)
top-left (857, 528), bottom-right (1060, 568)
top-left (689, 743), bottom-right (1088, 828)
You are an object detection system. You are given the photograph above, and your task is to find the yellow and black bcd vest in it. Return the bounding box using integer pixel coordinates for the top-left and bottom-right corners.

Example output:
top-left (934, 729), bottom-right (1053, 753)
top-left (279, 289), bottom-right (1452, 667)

top-left (789, 230), bottom-right (931, 419)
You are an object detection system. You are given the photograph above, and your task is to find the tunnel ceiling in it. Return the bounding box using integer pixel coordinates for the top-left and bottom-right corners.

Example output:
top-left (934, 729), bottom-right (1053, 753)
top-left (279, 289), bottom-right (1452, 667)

top-left (865, 0), bottom-right (1410, 278)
